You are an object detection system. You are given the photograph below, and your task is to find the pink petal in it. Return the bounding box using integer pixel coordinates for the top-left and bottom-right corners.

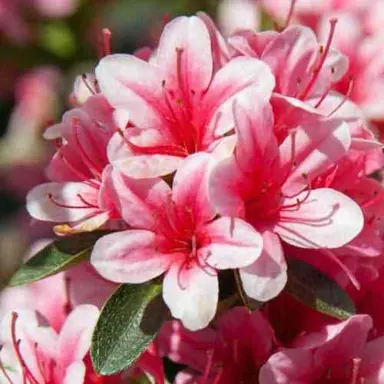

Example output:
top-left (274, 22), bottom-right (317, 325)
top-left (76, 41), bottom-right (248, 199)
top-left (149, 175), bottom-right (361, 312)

top-left (197, 12), bottom-right (230, 70)
top-left (54, 211), bottom-right (110, 236)
top-left (200, 217), bottom-right (263, 269)
top-left (96, 54), bottom-right (165, 130)
top-left (240, 231), bottom-right (287, 301)
top-left (67, 262), bottom-right (117, 309)
top-left (56, 304), bottom-right (99, 370)
top-left (26, 182), bottom-right (100, 223)
top-left (107, 130), bottom-right (183, 178)
top-left (202, 56), bottom-right (275, 137)
top-left (261, 25), bottom-right (318, 97)
top-left (233, 94), bottom-right (278, 170)
top-left (275, 188), bottom-right (364, 248)
top-left (359, 336), bottom-right (384, 382)
top-left (259, 348), bottom-right (315, 384)
top-left (172, 153), bottom-right (216, 224)
top-left (163, 262), bottom-right (218, 331)
top-left (106, 166), bottom-right (171, 230)
top-left (63, 362), bottom-right (86, 384)
top-left (209, 157), bottom-right (247, 218)
top-left (155, 16), bottom-right (213, 94)
top-left (91, 230), bottom-right (171, 283)
top-left (277, 97), bottom-right (351, 196)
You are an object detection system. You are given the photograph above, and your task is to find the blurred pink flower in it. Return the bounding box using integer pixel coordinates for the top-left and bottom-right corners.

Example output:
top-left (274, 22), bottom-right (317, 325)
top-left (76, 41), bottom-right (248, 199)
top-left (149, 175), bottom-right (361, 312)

top-left (0, 305), bottom-right (99, 383)
top-left (160, 307), bottom-right (276, 384)
top-left (259, 314), bottom-right (384, 384)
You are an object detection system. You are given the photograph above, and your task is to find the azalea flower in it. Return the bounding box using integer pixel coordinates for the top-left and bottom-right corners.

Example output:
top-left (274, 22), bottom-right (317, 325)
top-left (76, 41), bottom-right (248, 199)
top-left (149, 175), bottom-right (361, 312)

top-left (0, 305), bottom-right (99, 384)
top-left (26, 94), bottom-right (121, 235)
top-left (96, 15), bottom-right (275, 178)
top-left (159, 307), bottom-right (276, 383)
top-left (91, 154), bottom-right (263, 330)
top-left (259, 314), bottom-right (384, 384)
top-left (210, 92), bottom-right (364, 301)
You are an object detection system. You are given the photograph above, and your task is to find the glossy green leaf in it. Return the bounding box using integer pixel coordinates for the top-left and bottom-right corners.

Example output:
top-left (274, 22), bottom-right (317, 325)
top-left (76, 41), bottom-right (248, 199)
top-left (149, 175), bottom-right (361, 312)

top-left (9, 231), bottom-right (108, 286)
top-left (91, 281), bottom-right (165, 376)
top-left (286, 258), bottom-right (356, 320)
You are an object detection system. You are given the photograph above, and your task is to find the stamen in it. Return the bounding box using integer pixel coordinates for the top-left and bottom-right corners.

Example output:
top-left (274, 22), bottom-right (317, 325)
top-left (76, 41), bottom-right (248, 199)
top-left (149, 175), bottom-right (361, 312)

top-left (58, 153), bottom-right (99, 186)
top-left (34, 343), bottom-right (46, 381)
top-left (283, 0), bottom-right (297, 30)
top-left (162, 13), bottom-right (170, 27)
top-left (211, 368), bottom-right (223, 384)
top-left (327, 77), bottom-right (354, 117)
top-left (102, 28), bottom-right (112, 56)
top-left (233, 270), bottom-right (251, 311)
top-left (314, 85), bottom-right (332, 108)
top-left (64, 277), bottom-right (72, 314)
top-left (10, 313), bottom-right (40, 384)
top-left (322, 249), bottom-right (360, 290)
top-left (298, 18), bottom-right (338, 100)
top-left (350, 358), bottom-right (362, 384)
top-left (72, 118), bottom-right (102, 177)
top-left (201, 350), bottom-right (215, 384)
top-left (280, 184), bottom-right (312, 211)
top-left (48, 193), bottom-right (96, 210)
top-left (232, 339), bottom-right (239, 364)
top-left (81, 74), bottom-right (96, 96)
top-left (76, 193), bottom-right (99, 208)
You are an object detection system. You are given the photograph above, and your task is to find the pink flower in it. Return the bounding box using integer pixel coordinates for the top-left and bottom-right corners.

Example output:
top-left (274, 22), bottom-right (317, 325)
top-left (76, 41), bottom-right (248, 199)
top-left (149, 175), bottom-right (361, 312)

top-left (230, 23), bottom-right (348, 101)
top-left (26, 95), bottom-right (120, 235)
top-left (209, 93), bottom-right (364, 301)
top-left (160, 307), bottom-right (276, 384)
top-left (0, 305), bottom-right (99, 384)
top-left (96, 15), bottom-right (275, 178)
top-left (91, 154), bottom-right (263, 330)
top-left (259, 314), bottom-right (384, 384)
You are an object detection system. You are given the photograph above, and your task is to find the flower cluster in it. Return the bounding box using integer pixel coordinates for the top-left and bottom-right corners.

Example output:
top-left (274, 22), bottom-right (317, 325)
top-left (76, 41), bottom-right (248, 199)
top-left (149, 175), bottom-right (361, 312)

top-left (2, 4), bottom-right (384, 384)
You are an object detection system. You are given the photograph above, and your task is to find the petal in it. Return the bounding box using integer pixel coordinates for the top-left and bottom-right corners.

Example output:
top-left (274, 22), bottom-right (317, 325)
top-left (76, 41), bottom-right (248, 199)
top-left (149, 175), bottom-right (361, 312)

top-left (275, 188), bottom-right (364, 248)
top-left (172, 153), bottom-right (216, 223)
top-left (107, 130), bottom-right (183, 178)
top-left (360, 336), bottom-right (384, 382)
top-left (233, 94), bottom-right (278, 170)
top-left (63, 361), bottom-right (86, 384)
top-left (261, 25), bottom-right (318, 97)
top-left (57, 304), bottom-right (99, 368)
top-left (202, 56), bottom-right (275, 136)
top-left (209, 157), bottom-right (249, 217)
top-left (155, 16), bottom-right (213, 93)
top-left (96, 54), bottom-right (165, 130)
top-left (259, 348), bottom-right (316, 384)
top-left (26, 182), bottom-right (100, 223)
top-left (106, 166), bottom-right (171, 230)
top-left (277, 97), bottom-right (351, 196)
top-left (240, 231), bottom-right (287, 301)
top-left (163, 262), bottom-right (218, 331)
top-left (53, 211), bottom-right (110, 236)
top-left (200, 217), bottom-right (263, 269)
top-left (91, 230), bottom-right (171, 283)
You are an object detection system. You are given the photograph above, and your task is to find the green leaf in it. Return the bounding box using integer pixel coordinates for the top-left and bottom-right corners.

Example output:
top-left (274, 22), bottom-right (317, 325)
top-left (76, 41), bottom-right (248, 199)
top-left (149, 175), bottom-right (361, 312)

top-left (91, 281), bottom-right (165, 376)
top-left (9, 232), bottom-right (108, 286)
top-left (286, 258), bottom-right (356, 320)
